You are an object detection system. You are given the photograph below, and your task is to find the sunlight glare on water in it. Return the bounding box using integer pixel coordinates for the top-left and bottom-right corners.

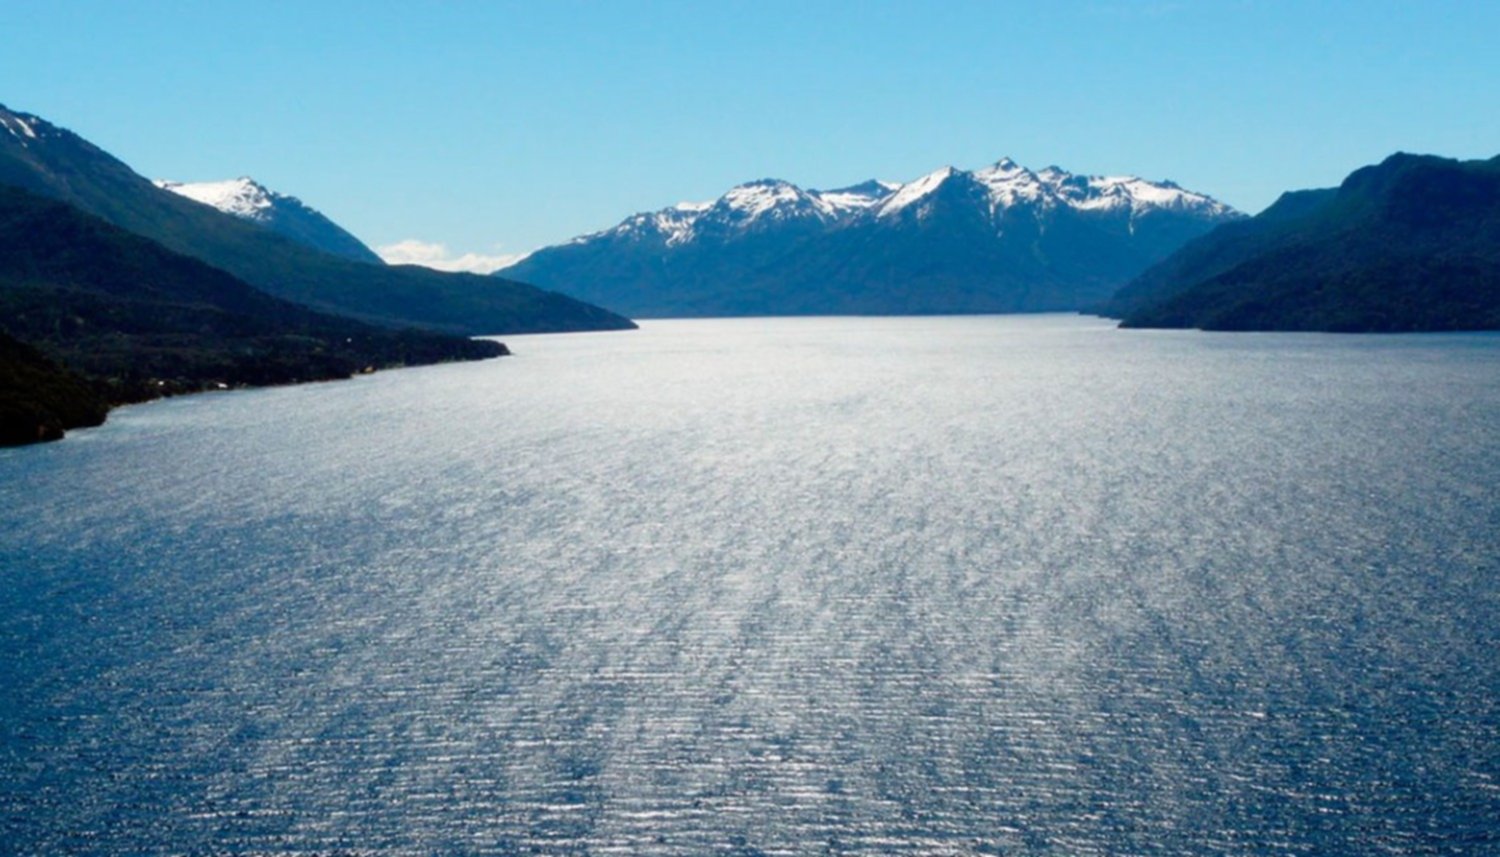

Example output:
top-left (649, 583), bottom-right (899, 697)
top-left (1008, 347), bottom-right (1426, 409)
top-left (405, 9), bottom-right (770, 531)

top-left (2, 315), bottom-right (1498, 854)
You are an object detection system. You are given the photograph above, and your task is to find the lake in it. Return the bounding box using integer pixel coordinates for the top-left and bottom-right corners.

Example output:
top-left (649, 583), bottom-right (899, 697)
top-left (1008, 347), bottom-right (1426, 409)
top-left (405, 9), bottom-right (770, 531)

top-left (2, 314), bottom-right (1497, 854)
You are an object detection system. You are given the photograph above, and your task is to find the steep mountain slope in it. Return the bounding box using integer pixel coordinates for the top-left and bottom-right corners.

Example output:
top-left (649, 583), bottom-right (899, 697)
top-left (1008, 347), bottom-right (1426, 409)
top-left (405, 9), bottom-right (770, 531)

top-left (0, 104), bottom-right (634, 335)
top-left (0, 184), bottom-right (505, 444)
top-left (1101, 188), bottom-right (1339, 318)
top-left (1108, 153), bottom-right (1500, 331)
top-left (155, 176), bottom-right (383, 264)
top-left (501, 158), bottom-right (1241, 317)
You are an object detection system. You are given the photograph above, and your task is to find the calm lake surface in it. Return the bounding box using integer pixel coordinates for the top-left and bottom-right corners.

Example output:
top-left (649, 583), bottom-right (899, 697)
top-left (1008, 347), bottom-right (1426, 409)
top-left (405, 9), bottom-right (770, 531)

top-left (2, 315), bottom-right (1498, 855)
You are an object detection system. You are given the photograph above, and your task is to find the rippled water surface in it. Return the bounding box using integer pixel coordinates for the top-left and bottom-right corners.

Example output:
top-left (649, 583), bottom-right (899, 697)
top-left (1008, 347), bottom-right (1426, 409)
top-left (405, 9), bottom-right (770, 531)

top-left (3, 315), bottom-right (1498, 855)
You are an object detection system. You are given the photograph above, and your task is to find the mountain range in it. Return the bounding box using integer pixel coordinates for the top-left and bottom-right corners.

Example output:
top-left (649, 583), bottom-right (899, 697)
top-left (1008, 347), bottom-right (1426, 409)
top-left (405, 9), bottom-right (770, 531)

top-left (1107, 153), bottom-right (1500, 331)
top-left (500, 158), bottom-right (1242, 317)
top-left (154, 176), bottom-right (384, 264)
top-left (0, 104), bottom-right (633, 335)
top-left (5, 97), bottom-right (1495, 441)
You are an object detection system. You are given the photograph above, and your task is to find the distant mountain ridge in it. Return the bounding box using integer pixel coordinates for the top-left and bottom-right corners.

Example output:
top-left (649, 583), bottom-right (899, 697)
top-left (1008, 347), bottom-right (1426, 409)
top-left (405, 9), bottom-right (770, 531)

top-left (0, 103), bottom-right (634, 335)
top-left (501, 158), bottom-right (1242, 317)
top-left (1106, 152), bottom-right (1500, 331)
top-left (154, 176), bottom-right (384, 264)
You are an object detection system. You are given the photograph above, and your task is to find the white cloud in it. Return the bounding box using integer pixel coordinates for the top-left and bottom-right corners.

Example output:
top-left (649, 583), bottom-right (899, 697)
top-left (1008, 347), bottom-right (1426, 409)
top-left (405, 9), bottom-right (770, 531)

top-left (376, 239), bottom-right (530, 274)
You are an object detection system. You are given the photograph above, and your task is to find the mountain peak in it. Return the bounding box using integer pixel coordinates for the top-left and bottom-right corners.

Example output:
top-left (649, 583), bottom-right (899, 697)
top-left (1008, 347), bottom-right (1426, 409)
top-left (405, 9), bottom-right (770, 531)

top-left (736, 177), bottom-right (795, 189)
top-left (153, 176), bottom-right (385, 264)
top-left (877, 166), bottom-right (966, 216)
top-left (155, 176), bottom-right (277, 220)
top-left (717, 179), bottom-right (819, 216)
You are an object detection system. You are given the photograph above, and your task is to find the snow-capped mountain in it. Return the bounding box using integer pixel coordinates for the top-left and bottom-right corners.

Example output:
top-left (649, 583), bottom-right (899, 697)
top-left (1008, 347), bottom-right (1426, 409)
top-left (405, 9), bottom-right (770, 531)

top-left (154, 177), bottom-right (382, 264)
top-left (603, 178), bottom-right (900, 247)
top-left (501, 158), bottom-right (1242, 317)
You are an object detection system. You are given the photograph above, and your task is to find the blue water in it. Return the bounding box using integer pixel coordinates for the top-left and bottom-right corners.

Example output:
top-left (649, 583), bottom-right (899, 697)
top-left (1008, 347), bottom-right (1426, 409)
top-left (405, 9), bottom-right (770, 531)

top-left (2, 315), bottom-right (1498, 854)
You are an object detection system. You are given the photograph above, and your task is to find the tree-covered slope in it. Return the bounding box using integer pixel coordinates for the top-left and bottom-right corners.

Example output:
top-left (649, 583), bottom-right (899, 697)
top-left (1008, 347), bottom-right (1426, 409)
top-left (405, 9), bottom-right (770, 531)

top-left (0, 330), bottom-right (108, 445)
top-left (0, 184), bottom-right (507, 445)
top-left (1108, 153), bottom-right (1500, 331)
top-left (0, 105), bottom-right (634, 335)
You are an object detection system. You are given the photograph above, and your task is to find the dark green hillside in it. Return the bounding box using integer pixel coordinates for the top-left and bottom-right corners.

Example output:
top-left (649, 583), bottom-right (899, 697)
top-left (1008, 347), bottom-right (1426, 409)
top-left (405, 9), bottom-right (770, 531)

top-left (0, 184), bottom-right (507, 445)
top-left (1100, 188), bottom-right (1339, 318)
top-left (0, 330), bottom-right (108, 445)
top-left (1108, 153), bottom-right (1500, 331)
top-left (0, 104), bottom-right (634, 335)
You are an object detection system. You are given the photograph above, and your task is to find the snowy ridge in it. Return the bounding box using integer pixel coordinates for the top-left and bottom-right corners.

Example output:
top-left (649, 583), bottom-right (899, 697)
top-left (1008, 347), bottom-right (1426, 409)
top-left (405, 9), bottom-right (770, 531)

top-left (970, 158), bottom-right (1048, 209)
top-left (154, 177), bottom-right (280, 221)
top-left (719, 180), bottom-right (828, 220)
top-left (1044, 172), bottom-right (1231, 214)
top-left (816, 180), bottom-right (899, 215)
top-left (579, 177), bottom-right (899, 247)
top-left (502, 154), bottom-right (1244, 316)
top-left (577, 157), bottom-right (1234, 247)
top-left (577, 204), bottom-right (707, 247)
top-left (877, 166), bottom-right (960, 216)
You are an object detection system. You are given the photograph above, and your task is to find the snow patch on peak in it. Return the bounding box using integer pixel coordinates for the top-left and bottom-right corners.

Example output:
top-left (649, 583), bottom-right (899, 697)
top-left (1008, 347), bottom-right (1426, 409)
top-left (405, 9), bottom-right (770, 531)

top-left (654, 207), bottom-right (704, 246)
top-left (588, 203), bottom-right (706, 247)
top-left (878, 166), bottom-right (961, 216)
top-left (812, 179), bottom-right (896, 214)
top-left (973, 160), bottom-right (1046, 207)
top-left (718, 179), bottom-right (824, 219)
top-left (155, 177), bottom-right (278, 221)
top-left (869, 157), bottom-right (1238, 223)
top-left (595, 178), bottom-right (862, 247)
top-left (1066, 174), bottom-right (1232, 216)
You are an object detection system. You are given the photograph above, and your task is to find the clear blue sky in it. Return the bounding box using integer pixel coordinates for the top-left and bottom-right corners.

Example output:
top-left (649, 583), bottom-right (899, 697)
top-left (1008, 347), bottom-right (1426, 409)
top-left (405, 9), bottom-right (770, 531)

top-left (4, 1), bottom-right (1498, 269)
